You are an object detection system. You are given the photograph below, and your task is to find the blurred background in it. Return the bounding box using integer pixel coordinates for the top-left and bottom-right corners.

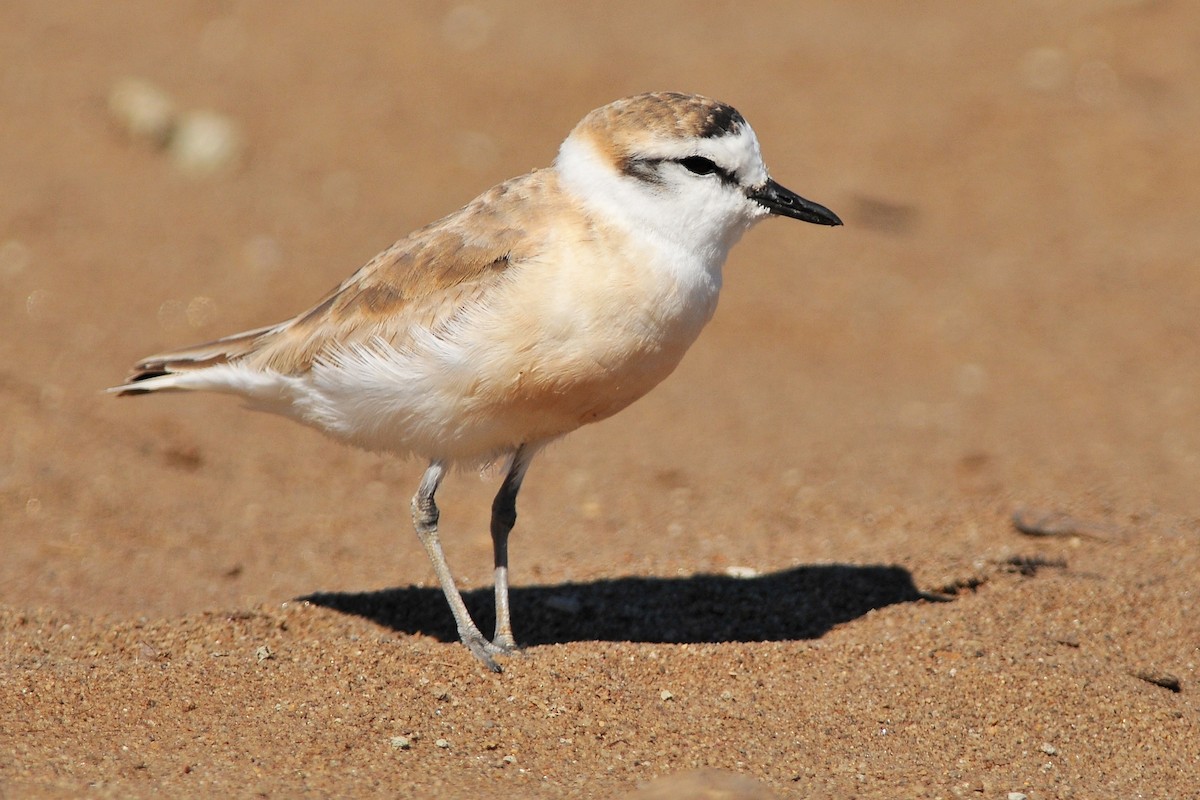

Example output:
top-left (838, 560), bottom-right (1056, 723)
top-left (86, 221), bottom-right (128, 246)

top-left (2, 1), bottom-right (1198, 616)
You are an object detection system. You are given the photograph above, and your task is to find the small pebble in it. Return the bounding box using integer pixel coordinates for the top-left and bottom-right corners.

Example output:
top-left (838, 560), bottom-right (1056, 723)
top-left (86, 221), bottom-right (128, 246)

top-left (502, 754), bottom-right (517, 765)
top-left (169, 110), bottom-right (244, 176)
top-left (1132, 669), bottom-right (1182, 693)
top-left (108, 77), bottom-right (177, 146)
top-left (435, 738), bottom-right (450, 749)
top-left (390, 736), bottom-right (411, 750)
top-left (1040, 743), bottom-right (1058, 756)
top-left (660, 690), bottom-right (674, 701)
top-left (254, 645), bottom-right (273, 663)
top-left (1008, 793), bottom-right (1028, 800)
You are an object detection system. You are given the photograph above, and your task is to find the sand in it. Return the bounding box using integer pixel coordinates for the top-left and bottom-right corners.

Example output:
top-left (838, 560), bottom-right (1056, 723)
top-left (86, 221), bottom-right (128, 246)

top-left (2, 2), bottom-right (1197, 797)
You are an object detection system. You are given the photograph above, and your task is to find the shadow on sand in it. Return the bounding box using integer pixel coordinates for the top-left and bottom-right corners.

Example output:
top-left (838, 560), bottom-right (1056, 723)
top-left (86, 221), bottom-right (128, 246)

top-left (301, 564), bottom-right (932, 646)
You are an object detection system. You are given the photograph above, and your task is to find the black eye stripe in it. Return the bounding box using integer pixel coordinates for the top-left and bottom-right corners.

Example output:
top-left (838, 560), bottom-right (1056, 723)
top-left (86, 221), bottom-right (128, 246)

top-left (620, 156), bottom-right (738, 187)
top-left (619, 156), bottom-right (666, 185)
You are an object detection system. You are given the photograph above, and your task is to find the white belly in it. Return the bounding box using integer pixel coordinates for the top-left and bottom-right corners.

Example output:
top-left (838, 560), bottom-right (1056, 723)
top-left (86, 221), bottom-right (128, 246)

top-left (269, 243), bottom-right (725, 465)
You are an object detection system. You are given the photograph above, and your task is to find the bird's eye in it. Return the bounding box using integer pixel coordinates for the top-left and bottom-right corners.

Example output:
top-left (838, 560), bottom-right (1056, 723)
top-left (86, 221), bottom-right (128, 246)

top-left (680, 156), bottom-right (719, 176)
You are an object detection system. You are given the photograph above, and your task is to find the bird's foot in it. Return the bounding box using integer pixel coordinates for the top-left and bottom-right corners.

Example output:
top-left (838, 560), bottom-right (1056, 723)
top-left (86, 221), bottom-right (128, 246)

top-left (458, 629), bottom-right (503, 672)
top-left (487, 633), bottom-right (521, 656)
top-left (458, 629), bottom-right (523, 672)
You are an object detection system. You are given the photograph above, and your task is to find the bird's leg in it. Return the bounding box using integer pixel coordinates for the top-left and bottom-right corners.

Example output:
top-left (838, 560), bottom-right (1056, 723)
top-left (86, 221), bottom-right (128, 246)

top-left (411, 461), bottom-right (501, 672)
top-left (489, 445), bottom-right (534, 653)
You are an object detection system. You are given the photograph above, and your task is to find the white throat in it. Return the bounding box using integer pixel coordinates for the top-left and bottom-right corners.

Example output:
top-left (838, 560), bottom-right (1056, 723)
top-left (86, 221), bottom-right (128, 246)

top-left (554, 134), bottom-right (763, 267)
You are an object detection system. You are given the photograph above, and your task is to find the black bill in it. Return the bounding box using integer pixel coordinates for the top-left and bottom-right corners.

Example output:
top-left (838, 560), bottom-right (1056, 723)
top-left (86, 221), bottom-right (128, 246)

top-left (749, 178), bottom-right (842, 226)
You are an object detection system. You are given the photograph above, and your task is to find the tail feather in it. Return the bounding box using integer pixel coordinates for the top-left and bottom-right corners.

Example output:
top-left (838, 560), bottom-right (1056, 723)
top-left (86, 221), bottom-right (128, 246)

top-left (111, 323), bottom-right (282, 396)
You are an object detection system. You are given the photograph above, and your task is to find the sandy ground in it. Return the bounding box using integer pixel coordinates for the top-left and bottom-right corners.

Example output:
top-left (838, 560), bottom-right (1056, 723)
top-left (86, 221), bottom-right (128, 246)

top-left (2, 2), bottom-right (1199, 797)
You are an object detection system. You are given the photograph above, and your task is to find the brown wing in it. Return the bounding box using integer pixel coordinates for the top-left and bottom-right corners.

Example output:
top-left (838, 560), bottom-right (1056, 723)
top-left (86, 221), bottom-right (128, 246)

top-left (122, 170), bottom-right (554, 384)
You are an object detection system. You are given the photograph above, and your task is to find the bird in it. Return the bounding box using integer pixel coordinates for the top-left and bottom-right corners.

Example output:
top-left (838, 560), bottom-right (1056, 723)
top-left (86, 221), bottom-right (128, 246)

top-left (111, 92), bottom-right (842, 671)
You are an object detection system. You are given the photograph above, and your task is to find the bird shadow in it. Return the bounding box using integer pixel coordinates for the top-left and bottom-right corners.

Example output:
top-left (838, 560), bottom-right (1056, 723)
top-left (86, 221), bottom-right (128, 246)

top-left (300, 564), bottom-right (932, 646)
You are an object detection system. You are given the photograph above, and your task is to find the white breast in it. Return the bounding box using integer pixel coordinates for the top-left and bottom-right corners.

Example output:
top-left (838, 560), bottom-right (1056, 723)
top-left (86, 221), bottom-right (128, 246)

top-left (275, 229), bottom-right (722, 466)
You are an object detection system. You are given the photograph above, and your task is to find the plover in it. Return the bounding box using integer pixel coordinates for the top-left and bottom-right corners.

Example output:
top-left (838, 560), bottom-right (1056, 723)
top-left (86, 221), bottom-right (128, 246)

top-left (113, 92), bottom-right (841, 671)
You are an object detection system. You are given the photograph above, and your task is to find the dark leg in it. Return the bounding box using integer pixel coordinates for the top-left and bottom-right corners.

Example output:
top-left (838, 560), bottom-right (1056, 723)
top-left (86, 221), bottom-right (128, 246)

top-left (411, 461), bottom-right (501, 672)
top-left (490, 444), bottom-right (536, 652)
